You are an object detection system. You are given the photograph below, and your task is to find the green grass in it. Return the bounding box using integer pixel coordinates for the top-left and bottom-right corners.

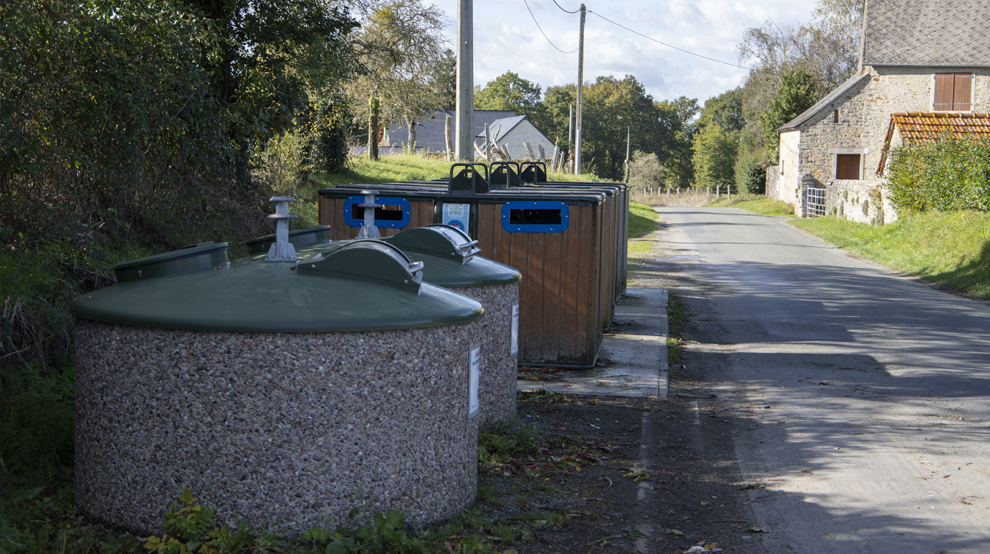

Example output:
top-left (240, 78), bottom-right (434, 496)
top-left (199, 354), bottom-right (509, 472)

top-left (792, 211), bottom-right (990, 299)
top-left (707, 193), bottom-right (794, 216)
top-left (627, 202), bottom-right (660, 258)
top-left (628, 202), bottom-right (659, 237)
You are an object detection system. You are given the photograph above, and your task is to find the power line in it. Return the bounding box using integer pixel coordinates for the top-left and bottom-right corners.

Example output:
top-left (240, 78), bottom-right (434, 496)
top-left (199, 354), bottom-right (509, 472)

top-left (551, 0), bottom-right (581, 14)
top-left (522, 0), bottom-right (580, 54)
top-left (587, 10), bottom-right (753, 70)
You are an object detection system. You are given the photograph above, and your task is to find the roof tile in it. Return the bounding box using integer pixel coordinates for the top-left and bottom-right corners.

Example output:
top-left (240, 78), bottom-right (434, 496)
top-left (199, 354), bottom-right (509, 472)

top-left (863, 0), bottom-right (990, 67)
top-left (877, 112), bottom-right (990, 174)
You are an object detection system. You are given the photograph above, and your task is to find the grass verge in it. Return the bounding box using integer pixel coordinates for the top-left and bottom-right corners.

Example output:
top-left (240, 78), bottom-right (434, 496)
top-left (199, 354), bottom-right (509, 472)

top-left (627, 202), bottom-right (660, 259)
top-left (792, 211), bottom-right (990, 299)
top-left (706, 194), bottom-right (794, 216)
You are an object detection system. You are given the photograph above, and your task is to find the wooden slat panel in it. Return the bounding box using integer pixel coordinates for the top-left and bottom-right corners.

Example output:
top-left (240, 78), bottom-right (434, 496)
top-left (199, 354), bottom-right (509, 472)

top-left (602, 196), bottom-right (616, 326)
top-left (510, 217), bottom-right (538, 361)
top-left (836, 154), bottom-right (861, 180)
top-left (934, 74), bottom-right (954, 112)
top-left (541, 225), bottom-right (563, 363)
top-left (524, 232), bottom-right (546, 361)
top-left (477, 201), bottom-right (602, 368)
top-left (954, 73), bottom-right (973, 112)
top-left (590, 203), bottom-right (603, 351)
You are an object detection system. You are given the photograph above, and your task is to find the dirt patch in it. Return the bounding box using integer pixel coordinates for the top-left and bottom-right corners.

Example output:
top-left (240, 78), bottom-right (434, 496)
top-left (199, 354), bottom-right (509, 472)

top-left (474, 387), bottom-right (764, 554)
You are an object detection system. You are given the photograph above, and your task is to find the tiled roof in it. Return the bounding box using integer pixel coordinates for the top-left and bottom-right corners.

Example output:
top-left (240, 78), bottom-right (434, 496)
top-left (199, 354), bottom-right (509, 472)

top-left (863, 0), bottom-right (990, 67)
top-left (778, 74), bottom-right (871, 131)
top-left (877, 112), bottom-right (990, 174)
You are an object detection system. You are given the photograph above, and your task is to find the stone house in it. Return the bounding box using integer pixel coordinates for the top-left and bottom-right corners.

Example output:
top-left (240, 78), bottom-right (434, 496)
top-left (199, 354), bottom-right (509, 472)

top-left (767, 0), bottom-right (990, 223)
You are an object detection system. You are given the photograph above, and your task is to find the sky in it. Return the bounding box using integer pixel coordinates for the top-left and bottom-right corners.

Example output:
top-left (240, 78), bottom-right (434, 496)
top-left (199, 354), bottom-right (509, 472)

top-left (426, 0), bottom-right (820, 104)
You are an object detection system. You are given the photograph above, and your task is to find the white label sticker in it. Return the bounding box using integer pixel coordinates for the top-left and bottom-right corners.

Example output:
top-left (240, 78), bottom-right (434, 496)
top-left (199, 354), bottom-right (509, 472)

top-left (510, 302), bottom-right (519, 356)
top-left (443, 203), bottom-right (471, 233)
top-left (469, 344), bottom-right (481, 418)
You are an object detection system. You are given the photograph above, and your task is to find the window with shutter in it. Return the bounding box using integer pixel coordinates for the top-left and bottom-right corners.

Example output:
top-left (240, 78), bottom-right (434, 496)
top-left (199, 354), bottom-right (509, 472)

top-left (836, 154), bottom-right (861, 180)
top-left (934, 73), bottom-right (973, 111)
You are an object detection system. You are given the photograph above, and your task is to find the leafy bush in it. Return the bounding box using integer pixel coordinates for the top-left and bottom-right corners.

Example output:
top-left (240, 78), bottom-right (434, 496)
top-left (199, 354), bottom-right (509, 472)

top-left (734, 149), bottom-right (768, 194)
top-left (887, 136), bottom-right (990, 213)
top-left (627, 151), bottom-right (666, 191)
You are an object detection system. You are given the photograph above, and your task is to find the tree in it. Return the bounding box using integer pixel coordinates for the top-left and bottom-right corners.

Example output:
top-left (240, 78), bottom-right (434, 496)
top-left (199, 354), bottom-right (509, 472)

top-left (697, 89), bottom-right (745, 133)
top-left (474, 72), bottom-right (542, 115)
top-left (347, 0), bottom-right (449, 158)
top-left (759, 69), bottom-right (817, 162)
top-left (181, 0), bottom-right (357, 180)
top-left (690, 89), bottom-right (745, 190)
top-left (692, 123), bottom-right (738, 189)
top-left (531, 84), bottom-right (577, 159)
top-left (582, 75), bottom-right (666, 180)
top-left (655, 97), bottom-right (700, 188)
top-left (737, 0), bottom-right (863, 130)
top-left (734, 148), bottom-right (769, 194)
top-left (435, 48), bottom-right (457, 110)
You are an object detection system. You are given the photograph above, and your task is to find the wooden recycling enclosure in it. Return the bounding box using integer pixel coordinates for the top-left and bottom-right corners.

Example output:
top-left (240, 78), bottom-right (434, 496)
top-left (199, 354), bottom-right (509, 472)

top-left (317, 164), bottom-right (628, 368)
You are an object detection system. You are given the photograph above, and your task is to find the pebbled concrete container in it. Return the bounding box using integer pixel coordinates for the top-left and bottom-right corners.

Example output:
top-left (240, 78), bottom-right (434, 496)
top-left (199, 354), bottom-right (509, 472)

top-left (71, 203), bottom-right (486, 536)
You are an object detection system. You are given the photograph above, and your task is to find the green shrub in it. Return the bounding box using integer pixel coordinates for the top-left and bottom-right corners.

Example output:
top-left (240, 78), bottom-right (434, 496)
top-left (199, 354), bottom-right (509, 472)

top-left (888, 136), bottom-right (990, 213)
top-left (734, 149), bottom-right (767, 194)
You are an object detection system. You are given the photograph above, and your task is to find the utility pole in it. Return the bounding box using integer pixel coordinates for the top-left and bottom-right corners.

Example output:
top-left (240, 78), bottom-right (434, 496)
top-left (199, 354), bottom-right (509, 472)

top-left (574, 3), bottom-right (585, 174)
top-left (455, 0), bottom-right (474, 161)
top-left (624, 125), bottom-right (631, 183)
top-left (568, 103), bottom-right (573, 172)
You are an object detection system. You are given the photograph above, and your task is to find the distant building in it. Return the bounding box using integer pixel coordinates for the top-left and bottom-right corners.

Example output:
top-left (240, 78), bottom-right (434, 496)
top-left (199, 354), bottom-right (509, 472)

top-left (477, 115), bottom-right (555, 161)
top-left (361, 110), bottom-right (555, 160)
top-left (382, 110), bottom-right (516, 155)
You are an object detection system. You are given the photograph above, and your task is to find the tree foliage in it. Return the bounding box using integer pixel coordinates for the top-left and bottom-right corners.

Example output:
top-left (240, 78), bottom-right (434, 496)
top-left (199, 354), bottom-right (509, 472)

top-left (697, 89), bottom-right (745, 133)
top-left (346, 0), bottom-right (449, 156)
top-left (581, 75), bottom-right (672, 180)
top-left (759, 69), bottom-right (817, 162)
top-left (180, 0), bottom-right (357, 178)
top-left (654, 97), bottom-right (700, 188)
top-left (734, 148), bottom-right (769, 194)
top-left (531, 84), bottom-right (577, 157)
top-left (474, 72), bottom-right (542, 115)
top-left (2, 0), bottom-right (236, 249)
top-left (692, 124), bottom-right (738, 189)
top-left (1, 0), bottom-right (359, 289)
top-left (738, 0), bottom-right (862, 118)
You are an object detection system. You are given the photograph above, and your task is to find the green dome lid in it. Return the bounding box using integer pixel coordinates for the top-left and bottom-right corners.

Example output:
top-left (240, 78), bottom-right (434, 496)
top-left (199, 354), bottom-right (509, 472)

top-left (383, 225), bottom-right (521, 288)
top-left (72, 241), bottom-right (483, 332)
top-left (110, 242), bottom-right (229, 283)
top-left (239, 225), bottom-right (521, 288)
top-left (243, 225), bottom-right (333, 255)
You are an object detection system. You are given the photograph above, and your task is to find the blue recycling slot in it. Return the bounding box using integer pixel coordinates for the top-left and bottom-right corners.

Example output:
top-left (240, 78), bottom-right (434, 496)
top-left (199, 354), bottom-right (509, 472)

top-left (343, 195), bottom-right (412, 229)
top-left (500, 200), bottom-right (569, 233)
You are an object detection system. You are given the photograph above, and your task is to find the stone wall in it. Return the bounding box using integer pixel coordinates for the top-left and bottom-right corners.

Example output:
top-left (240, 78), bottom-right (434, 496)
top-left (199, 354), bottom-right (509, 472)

top-left (787, 66), bottom-right (990, 223)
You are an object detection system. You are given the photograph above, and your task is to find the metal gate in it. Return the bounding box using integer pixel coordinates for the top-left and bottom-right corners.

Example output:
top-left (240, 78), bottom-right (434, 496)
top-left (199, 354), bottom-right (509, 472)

top-left (805, 187), bottom-right (826, 217)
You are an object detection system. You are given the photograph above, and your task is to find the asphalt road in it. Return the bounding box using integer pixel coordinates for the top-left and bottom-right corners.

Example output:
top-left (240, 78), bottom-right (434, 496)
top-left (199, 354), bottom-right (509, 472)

top-left (655, 207), bottom-right (990, 554)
